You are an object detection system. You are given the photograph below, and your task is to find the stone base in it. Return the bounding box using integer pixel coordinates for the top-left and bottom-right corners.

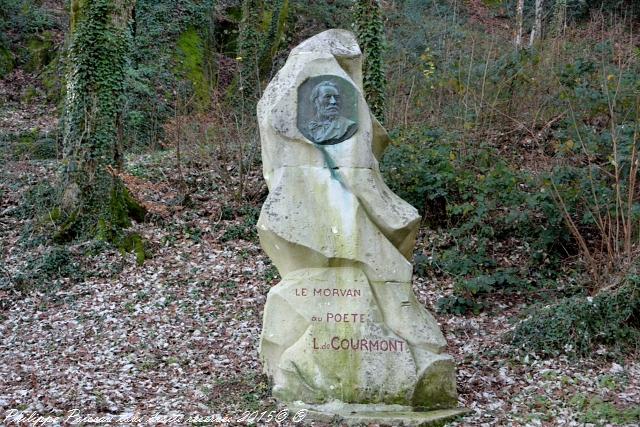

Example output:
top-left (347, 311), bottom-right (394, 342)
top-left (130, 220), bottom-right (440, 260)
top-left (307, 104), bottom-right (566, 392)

top-left (290, 401), bottom-right (471, 427)
top-left (260, 268), bottom-right (458, 408)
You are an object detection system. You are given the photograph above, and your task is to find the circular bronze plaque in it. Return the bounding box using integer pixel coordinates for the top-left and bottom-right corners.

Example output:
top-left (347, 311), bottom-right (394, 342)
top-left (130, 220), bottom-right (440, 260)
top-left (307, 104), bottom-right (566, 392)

top-left (297, 75), bottom-right (359, 145)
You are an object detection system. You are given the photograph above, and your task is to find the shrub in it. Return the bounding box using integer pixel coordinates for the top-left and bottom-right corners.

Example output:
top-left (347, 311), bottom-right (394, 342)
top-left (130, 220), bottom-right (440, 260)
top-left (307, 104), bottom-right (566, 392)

top-left (382, 129), bottom-right (568, 313)
top-left (1, 130), bottom-right (59, 161)
top-left (220, 203), bottom-right (259, 242)
top-left (509, 274), bottom-right (640, 357)
top-left (10, 246), bottom-right (81, 294)
top-left (11, 180), bottom-right (56, 220)
top-left (437, 268), bottom-right (525, 315)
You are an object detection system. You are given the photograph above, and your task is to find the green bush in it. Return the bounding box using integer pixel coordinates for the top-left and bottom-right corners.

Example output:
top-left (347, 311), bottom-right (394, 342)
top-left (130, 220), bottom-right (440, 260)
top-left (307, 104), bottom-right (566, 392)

top-left (382, 129), bottom-right (565, 250)
top-left (1, 130), bottom-right (59, 161)
top-left (11, 180), bottom-right (56, 220)
top-left (10, 246), bottom-right (81, 294)
top-left (509, 275), bottom-right (640, 357)
top-left (437, 268), bottom-right (525, 315)
top-left (382, 129), bottom-right (568, 313)
top-left (220, 204), bottom-right (259, 242)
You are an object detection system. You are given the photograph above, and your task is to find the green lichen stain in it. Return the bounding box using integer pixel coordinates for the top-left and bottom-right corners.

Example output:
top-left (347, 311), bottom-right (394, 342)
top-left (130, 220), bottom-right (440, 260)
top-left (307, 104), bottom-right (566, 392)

top-left (412, 359), bottom-right (458, 410)
top-left (175, 27), bottom-right (209, 109)
top-left (329, 321), bottom-right (362, 402)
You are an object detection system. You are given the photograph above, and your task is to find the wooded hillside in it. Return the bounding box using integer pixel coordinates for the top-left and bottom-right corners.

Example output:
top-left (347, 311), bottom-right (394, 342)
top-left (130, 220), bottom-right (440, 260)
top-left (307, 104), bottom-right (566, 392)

top-left (0, 0), bottom-right (639, 424)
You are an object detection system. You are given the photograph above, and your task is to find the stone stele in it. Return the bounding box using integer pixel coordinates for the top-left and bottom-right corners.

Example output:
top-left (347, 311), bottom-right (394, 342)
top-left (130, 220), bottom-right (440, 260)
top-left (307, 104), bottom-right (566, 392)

top-left (257, 29), bottom-right (465, 424)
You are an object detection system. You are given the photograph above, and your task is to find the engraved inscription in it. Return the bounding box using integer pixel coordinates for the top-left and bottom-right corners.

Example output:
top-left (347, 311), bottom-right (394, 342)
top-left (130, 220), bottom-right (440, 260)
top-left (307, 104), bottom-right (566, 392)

top-left (312, 337), bottom-right (407, 352)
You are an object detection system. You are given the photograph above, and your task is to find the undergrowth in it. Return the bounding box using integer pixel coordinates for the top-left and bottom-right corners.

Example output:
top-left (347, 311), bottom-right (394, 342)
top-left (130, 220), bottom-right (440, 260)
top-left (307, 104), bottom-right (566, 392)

top-left (510, 273), bottom-right (639, 358)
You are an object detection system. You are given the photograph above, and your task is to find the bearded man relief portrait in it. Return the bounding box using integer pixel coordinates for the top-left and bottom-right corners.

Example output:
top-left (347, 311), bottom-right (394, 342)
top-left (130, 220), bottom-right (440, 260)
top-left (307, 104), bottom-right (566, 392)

top-left (297, 76), bottom-right (359, 145)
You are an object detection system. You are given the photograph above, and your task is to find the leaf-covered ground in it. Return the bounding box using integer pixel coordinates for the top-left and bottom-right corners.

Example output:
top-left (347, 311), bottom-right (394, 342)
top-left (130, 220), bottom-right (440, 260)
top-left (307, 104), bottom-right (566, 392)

top-left (1, 155), bottom-right (639, 427)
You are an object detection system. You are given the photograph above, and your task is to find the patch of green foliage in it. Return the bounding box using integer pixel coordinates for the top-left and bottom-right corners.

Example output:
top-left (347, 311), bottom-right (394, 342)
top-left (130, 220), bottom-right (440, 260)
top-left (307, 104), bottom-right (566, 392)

top-left (123, 0), bottom-right (215, 149)
top-left (354, 0), bottom-right (386, 122)
top-left (220, 204), bottom-right (259, 242)
top-left (381, 129), bottom-right (567, 314)
top-left (262, 263), bottom-right (280, 283)
top-left (0, 43), bottom-right (13, 77)
top-left (11, 180), bottom-right (57, 222)
top-left (0, 0), bottom-right (59, 77)
top-left (0, 0), bottom-right (57, 41)
top-left (509, 275), bottom-right (640, 358)
top-left (437, 268), bottom-right (525, 314)
top-left (25, 30), bottom-right (54, 72)
top-left (1, 130), bottom-right (58, 161)
top-left (119, 233), bottom-right (149, 266)
top-left (2, 241), bottom-right (122, 302)
top-left (8, 246), bottom-right (80, 294)
top-left (570, 393), bottom-right (640, 424)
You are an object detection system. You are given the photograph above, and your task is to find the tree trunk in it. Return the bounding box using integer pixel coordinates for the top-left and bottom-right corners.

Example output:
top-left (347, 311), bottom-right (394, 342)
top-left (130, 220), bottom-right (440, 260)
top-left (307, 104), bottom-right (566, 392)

top-left (58, 0), bottom-right (142, 242)
top-left (515, 0), bottom-right (525, 49)
top-left (529, 0), bottom-right (543, 46)
top-left (238, 0), bottom-right (262, 102)
top-left (553, 0), bottom-right (567, 37)
top-left (237, 0), bottom-right (289, 103)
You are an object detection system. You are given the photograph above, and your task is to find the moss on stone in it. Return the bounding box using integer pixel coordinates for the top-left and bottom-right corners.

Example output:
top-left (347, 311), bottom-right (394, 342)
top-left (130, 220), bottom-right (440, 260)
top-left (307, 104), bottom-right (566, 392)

top-left (411, 359), bottom-right (458, 410)
top-left (119, 233), bottom-right (147, 265)
top-left (26, 31), bottom-right (55, 72)
top-left (175, 27), bottom-right (209, 109)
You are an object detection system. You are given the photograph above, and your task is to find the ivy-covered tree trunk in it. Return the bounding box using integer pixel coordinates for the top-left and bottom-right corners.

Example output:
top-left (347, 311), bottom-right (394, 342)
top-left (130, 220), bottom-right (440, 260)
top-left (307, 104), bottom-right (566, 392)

top-left (354, 0), bottom-right (386, 124)
top-left (237, 0), bottom-right (289, 102)
top-left (238, 0), bottom-right (262, 101)
top-left (58, 0), bottom-right (143, 242)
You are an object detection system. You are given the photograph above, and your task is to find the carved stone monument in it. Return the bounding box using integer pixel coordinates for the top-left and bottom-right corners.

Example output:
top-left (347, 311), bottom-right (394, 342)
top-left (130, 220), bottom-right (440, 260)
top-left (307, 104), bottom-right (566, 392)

top-left (258, 29), bottom-right (466, 424)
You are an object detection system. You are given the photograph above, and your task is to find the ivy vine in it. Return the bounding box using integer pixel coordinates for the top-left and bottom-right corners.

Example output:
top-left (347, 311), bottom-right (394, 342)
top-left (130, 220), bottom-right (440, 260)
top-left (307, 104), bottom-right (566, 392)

top-left (354, 0), bottom-right (386, 124)
top-left (59, 0), bottom-right (137, 241)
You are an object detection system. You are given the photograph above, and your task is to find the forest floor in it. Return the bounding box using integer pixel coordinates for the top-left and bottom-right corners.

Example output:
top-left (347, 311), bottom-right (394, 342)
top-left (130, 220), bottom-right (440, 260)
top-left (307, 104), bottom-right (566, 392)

top-left (1, 73), bottom-right (639, 427)
top-left (1, 156), bottom-right (639, 427)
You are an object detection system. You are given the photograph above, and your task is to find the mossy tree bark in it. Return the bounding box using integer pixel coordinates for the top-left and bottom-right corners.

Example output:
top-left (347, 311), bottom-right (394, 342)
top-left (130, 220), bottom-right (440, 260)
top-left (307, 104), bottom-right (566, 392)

top-left (58, 0), bottom-right (144, 242)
